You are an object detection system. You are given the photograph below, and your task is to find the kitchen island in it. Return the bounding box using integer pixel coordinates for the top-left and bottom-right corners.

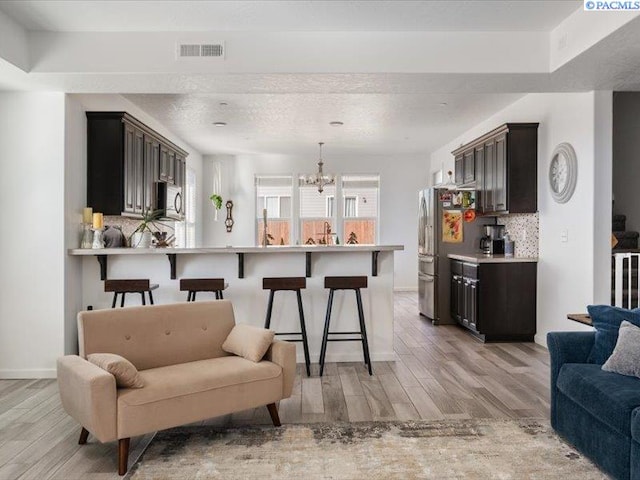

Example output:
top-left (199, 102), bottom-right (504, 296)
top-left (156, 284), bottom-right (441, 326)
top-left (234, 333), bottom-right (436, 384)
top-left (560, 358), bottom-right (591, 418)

top-left (68, 244), bottom-right (404, 363)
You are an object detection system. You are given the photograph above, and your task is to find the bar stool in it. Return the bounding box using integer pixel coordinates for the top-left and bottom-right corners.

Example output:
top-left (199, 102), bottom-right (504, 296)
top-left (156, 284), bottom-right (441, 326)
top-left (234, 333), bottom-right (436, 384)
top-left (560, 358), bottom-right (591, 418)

top-left (263, 277), bottom-right (311, 377)
top-left (104, 279), bottom-right (158, 308)
top-left (180, 278), bottom-right (228, 302)
top-left (319, 276), bottom-right (372, 376)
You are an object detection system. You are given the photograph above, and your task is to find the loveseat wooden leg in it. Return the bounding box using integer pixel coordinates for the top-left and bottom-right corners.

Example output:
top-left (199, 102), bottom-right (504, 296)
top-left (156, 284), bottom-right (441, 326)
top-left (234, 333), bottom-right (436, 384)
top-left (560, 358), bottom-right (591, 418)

top-left (266, 403), bottom-right (281, 427)
top-left (78, 427), bottom-right (89, 445)
top-left (118, 438), bottom-right (130, 476)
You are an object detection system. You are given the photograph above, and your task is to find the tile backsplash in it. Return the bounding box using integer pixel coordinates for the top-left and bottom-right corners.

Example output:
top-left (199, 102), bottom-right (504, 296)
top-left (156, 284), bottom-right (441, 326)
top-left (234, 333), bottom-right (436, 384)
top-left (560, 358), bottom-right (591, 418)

top-left (104, 216), bottom-right (176, 247)
top-left (499, 213), bottom-right (539, 258)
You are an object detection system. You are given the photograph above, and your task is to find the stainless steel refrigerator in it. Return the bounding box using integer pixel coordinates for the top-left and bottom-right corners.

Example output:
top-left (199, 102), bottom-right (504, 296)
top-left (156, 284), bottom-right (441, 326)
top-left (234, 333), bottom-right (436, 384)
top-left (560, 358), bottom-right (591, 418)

top-left (418, 188), bottom-right (493, 324)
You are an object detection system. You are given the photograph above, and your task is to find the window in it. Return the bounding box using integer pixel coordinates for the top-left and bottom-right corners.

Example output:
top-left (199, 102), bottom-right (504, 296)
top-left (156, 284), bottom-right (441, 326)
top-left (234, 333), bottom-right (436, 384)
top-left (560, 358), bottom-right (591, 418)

top-left (265, 196), bottom-right (280, 217)
top-left (344, 196), bottom-right (357, 217)
top-left (255, 173), bottom-right (379, 246)
top-left (342, 175), bottom-right (379, 245)
top-left (326, 196), bottom-right (335, 217)
top-left (255, 176), bottom-right (293, 245)
top-left (299, 179), bottom-right (336, 245)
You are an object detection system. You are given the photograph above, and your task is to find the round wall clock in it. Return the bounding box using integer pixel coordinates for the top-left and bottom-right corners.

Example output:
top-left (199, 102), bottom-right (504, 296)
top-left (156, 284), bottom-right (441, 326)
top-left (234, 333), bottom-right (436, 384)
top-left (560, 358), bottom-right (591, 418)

top-left (549, 142), bottom-right (577, 204)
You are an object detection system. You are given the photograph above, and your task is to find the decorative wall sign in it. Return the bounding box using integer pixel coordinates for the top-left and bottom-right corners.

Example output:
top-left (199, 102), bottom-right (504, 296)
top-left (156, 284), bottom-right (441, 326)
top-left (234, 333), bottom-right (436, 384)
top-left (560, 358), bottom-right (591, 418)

top-left (225, 200), bottom-right (234, 233)
top-left (549, 143), bottom-right (578, 204)
top-left (442, 210), bottom-right (463, 243)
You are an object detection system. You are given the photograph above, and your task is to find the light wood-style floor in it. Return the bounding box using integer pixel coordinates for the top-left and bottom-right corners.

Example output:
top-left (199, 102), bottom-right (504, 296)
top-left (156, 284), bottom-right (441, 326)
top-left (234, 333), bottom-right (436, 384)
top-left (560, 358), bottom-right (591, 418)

top-left (0, 292), bottom-right (550, 479)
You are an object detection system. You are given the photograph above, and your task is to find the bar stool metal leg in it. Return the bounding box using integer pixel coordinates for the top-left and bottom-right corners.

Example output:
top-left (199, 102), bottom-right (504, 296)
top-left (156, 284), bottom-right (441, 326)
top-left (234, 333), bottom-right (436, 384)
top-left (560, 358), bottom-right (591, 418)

top-left (296, 290), bottom-right (311, 377)
top-left (219, 291), bottom-right (224, 300)
top-left (140, 292), bottom-right (146, 306)
top-left (120, 292), bottom-right (126, 308)
top-left (355, 289), bottom-right (373, 375)
top-left (319, 289), bottom-right (335, 376)
top-left (264, 290), bottom-right (275, 329)
top-left (148, 291), bottom-right (154, 305)
top-left (111, 293), bottom-right (118, 309)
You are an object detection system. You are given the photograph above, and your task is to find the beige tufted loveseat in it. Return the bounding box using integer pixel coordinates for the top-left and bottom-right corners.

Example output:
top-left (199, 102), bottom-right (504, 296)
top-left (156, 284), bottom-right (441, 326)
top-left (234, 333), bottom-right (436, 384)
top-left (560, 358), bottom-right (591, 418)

top-left (57, 300), bottom-right (295, 475)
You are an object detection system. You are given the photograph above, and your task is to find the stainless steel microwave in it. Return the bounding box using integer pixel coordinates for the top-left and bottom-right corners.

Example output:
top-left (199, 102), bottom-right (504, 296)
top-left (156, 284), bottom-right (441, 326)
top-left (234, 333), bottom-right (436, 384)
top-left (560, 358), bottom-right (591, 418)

top-left (156, 183), bottom-right (183, 220)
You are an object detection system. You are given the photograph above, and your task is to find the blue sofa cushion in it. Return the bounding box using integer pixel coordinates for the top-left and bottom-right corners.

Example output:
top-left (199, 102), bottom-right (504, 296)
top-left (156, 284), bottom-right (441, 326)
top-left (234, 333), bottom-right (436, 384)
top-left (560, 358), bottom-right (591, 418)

top-left (557, 363), bottom-right (640, 435)
top-left (586, 304), bottom-right (640, 364)
top-left (632, 407), bottom-right (640, 443)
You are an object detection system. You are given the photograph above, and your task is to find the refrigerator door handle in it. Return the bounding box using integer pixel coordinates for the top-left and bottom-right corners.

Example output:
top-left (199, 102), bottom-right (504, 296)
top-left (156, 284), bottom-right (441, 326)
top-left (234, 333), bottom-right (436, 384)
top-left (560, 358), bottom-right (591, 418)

top-left (426, 225), bottom-right (434, 255)
top-left (419, 256), bottom-right (434, 263)
top-left (418, 273), bottom-right (434, 282)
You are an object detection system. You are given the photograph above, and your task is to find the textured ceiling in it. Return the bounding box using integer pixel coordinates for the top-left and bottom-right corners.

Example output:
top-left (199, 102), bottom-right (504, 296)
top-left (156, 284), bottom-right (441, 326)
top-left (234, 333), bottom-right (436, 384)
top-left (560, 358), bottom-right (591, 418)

top-left (2, 0), bottom-right (636, 159)
top-left (121, 92), bottom-right (523, 156)
top-left (0, 1), bottom-right (581, 32)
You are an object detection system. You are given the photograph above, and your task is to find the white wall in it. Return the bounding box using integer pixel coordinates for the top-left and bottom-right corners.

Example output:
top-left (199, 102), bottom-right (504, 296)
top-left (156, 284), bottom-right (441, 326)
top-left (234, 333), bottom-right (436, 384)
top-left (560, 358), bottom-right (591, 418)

top-left (612, 92), bottom-right (640, 235)
top-left (0, 92), bottom-right (206, 377)
top-left (64, 95), bottom-right (86, 356)
top-left (202, 153), bottom-right (426, 289)
top-left (430, 92), bottom-right (612, 345)
top-left (0, 92), bottom-right (66, 377)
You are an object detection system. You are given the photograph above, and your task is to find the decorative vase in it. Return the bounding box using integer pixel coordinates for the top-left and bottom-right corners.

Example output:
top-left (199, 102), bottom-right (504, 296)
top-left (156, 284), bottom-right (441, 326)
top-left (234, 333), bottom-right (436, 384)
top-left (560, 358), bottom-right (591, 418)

top-left (131, 231), bottom-right (152, 248)
top-left (213, 207), bottom-right (219, 221)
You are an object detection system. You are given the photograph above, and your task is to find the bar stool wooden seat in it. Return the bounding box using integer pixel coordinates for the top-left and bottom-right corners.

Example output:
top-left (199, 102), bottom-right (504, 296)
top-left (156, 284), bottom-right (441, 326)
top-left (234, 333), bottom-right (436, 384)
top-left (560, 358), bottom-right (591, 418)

top-left (104, 279), bottom-right (158, 308)
top-left (263, 277), bottom-right (311, 377)
top-left (319, 276), bottom-right (372, 376)
top-left (180, 278), bottom-right (228, 302)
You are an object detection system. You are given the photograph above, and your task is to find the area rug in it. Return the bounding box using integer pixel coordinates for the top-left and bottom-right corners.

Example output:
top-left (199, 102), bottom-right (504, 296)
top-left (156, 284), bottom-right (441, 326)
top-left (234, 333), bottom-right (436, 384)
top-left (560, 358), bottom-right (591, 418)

top-left (126, 418), bottom-right (607, 479)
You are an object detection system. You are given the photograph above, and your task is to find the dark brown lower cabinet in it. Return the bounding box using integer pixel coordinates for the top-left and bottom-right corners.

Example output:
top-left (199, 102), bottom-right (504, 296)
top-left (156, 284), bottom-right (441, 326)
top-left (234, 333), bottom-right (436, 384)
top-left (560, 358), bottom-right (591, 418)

top-left (450, 259), bottom-right (536, 342)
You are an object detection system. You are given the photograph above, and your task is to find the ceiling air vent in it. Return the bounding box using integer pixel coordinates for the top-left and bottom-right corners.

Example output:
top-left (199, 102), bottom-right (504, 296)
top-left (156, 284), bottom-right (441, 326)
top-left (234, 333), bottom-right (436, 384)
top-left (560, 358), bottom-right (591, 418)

top-left (177, 43), bottom-right (224, 59)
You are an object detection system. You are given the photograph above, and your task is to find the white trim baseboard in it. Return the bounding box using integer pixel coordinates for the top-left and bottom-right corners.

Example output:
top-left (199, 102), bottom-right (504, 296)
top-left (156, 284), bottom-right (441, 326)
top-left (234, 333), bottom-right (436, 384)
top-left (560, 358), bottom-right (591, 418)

top-left (0, 369), bottom-right (57, 379)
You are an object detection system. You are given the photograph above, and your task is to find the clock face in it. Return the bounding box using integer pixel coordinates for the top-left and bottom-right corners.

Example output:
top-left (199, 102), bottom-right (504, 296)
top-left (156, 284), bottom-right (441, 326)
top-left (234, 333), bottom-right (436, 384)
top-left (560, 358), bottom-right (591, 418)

top-left (549, 143), bottom-right (577, 204)
top-left (550, 155), bottom-right (568, 193)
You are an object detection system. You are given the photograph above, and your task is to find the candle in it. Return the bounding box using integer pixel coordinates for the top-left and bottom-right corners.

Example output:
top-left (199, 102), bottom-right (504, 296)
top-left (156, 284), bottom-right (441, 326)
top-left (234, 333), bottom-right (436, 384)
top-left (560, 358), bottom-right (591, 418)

top-left (92, 212), bottom-right (104, 230)
top-left (83, 207), bottom-right (93, 224)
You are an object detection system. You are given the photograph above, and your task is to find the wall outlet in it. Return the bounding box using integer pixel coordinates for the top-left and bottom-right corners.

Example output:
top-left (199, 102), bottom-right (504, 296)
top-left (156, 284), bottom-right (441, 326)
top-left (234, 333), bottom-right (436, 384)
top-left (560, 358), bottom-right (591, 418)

top-left (560, 230), bottom-right (569, 243)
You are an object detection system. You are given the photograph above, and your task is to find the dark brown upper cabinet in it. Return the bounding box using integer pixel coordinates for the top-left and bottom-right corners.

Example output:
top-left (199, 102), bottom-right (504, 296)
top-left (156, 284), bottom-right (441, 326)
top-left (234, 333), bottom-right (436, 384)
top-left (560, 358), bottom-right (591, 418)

top-left (454, 154), bottom-right (464, 185)
top-left (452, 123), bottom-right (538, 215)
top-left (87, 112), bottom-right (188, 217)
top-left (463, 149), bottom-right (475, 184)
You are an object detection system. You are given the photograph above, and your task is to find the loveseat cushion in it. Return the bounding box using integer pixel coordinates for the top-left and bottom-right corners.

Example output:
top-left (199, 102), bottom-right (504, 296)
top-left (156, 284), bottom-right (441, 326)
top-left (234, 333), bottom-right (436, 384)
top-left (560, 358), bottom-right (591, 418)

top-left (557, 363), bottom-right (640, 435)
top-left (116, 356), bottom-right (284, 438)
top-left (586, 304), bottom-right (640, 364)
top-left (119, 356), bottom-right (282, 407)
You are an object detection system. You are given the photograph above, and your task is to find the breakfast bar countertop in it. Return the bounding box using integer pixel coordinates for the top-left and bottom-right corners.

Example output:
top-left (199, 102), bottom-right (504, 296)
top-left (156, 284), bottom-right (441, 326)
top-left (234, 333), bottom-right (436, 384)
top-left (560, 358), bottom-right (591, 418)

top-left (447, 253), bottom-right (538, 264)
top-left (68, 244), bottom-right (404, 255)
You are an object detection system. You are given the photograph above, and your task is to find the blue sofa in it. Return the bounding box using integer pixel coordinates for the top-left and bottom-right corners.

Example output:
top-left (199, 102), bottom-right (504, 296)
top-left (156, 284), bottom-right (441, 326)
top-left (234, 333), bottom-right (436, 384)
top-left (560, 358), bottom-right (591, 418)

top-left (548, 331), bottom-right (640, 480)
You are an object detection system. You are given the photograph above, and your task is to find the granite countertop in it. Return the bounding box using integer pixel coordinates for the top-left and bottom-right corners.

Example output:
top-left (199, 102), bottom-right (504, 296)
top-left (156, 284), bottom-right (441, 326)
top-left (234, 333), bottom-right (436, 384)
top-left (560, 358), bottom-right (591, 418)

top-left (447, 253), bottom-right (538, 264)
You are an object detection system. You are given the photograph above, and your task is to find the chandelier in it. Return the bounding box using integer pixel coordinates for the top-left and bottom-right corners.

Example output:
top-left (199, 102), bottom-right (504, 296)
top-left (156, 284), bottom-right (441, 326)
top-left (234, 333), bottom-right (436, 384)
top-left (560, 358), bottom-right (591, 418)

top-left (303, 142), bottom-right (335, 193)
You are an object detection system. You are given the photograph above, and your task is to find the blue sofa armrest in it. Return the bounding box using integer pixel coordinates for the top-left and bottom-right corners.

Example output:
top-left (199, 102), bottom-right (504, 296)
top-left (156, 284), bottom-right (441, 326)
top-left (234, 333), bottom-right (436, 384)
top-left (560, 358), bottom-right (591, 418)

top-left (547, 331), bottom-right (595, 428)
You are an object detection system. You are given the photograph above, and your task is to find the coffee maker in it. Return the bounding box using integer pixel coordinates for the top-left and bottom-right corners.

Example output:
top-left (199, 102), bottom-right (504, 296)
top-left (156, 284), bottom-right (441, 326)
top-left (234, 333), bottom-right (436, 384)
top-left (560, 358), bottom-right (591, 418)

top-left (479, 224), bottom-right (505, 255)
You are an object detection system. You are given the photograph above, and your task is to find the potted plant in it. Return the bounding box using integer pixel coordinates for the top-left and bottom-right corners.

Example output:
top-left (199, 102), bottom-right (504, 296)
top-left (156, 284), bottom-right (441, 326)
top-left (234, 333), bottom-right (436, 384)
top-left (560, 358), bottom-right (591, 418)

top-left (210, 193), bottom-right (223, 221)
top-left (130, 209), bottom-right (172, 248)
